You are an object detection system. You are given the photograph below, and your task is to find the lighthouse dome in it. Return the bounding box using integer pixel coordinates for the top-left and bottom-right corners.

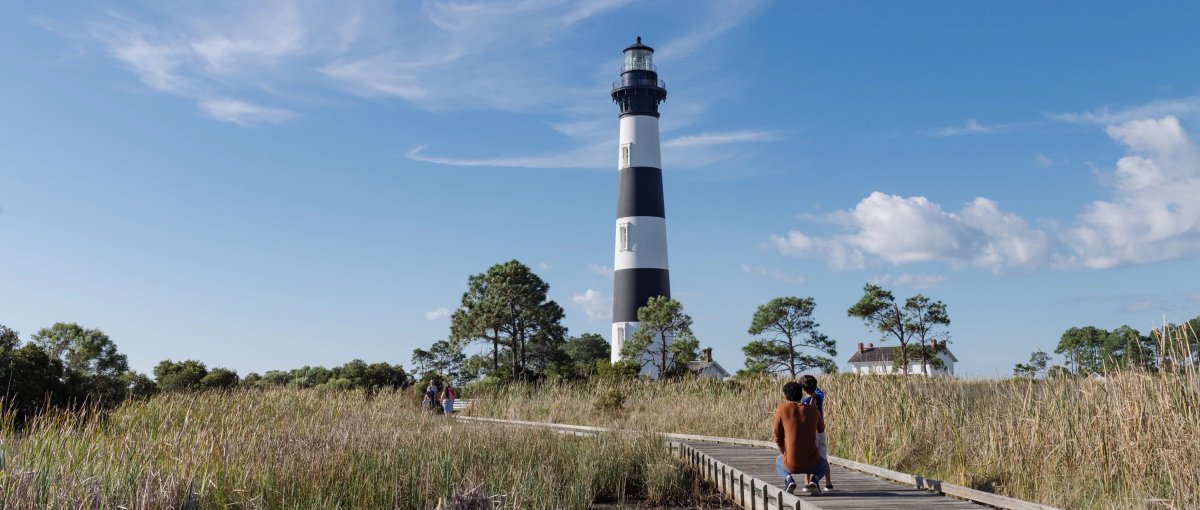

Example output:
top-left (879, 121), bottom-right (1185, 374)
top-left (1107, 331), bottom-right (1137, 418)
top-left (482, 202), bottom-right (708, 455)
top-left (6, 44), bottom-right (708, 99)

top-left (622, 36), bottom-right (655, 72)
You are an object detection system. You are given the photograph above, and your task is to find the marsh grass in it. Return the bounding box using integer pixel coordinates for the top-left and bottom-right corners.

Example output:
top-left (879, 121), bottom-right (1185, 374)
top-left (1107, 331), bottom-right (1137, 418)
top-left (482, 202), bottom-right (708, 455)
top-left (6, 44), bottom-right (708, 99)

top-left (475, 325), bottom-right (1200, 509)
top-left (0, 388), bottom-right (695, 509)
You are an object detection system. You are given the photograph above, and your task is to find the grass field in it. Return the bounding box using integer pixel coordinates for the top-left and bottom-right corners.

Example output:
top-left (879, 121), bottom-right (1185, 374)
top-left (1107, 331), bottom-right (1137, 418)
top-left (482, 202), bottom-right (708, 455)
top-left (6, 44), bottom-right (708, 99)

top-left (5, 330), bottom-right (1194, 509)
top-left (472, 365), bottom-right (1199, 509)
top-left (0, 389), bottom-right (707, 509)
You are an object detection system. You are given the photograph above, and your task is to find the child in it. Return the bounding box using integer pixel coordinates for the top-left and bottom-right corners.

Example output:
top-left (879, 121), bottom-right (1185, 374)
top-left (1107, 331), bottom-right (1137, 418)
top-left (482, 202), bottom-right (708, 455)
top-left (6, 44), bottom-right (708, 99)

top-left (801, 375), bottom-right (833, 491)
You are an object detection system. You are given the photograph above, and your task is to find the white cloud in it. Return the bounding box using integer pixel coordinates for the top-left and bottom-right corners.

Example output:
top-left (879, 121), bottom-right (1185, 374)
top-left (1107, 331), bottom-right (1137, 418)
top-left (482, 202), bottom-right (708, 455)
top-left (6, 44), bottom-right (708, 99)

top-left (1062, 116), bottom-right (1200, 268)
top-left (739, 264), bottom-right (805, 284)
top-left (773, 115), bottom-right (1200, 272)
top-left (571, 289), bottom-right (611, 321)
top-left (870, 273), bottom-right (946, 290)
top-left (1034, 153), bottom-right (1055, 167)
top-left (538, 262), bottom-right (553, 271)
top-left (424, 307), bottom-right (450, 321)
top-left (199, 99), bottom-right (297, 125)
top-left (587, 262), bottom-right (613, 279)
top-left (771, 192), bottom-right (1050, 272)
top-left (1050, 96), bottom-right (1200, 125)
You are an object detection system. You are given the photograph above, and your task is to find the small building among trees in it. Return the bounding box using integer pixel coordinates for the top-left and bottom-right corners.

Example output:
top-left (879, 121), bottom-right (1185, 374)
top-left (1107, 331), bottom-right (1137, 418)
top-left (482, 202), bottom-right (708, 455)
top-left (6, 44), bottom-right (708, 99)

top-left (847, 342), bottom-right (957, 376)
top-left (688, 347), bottom-right (731, 379)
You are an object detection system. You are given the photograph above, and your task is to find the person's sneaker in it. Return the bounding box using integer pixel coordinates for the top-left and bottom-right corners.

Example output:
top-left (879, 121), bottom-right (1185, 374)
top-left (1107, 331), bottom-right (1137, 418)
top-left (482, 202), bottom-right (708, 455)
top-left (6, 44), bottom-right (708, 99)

top-left (806, 482), bottom-right (822, 496)
top-left (784, 481), bottom-right (796, 494)
top-left (824, 485), bottom-right (835, 492)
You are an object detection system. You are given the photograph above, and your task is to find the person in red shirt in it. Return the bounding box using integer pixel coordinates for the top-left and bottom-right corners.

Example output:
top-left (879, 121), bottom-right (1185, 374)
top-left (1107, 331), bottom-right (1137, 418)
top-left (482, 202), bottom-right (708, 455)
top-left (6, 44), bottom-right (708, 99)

top-left (773, 381), bottom-right (828, 495)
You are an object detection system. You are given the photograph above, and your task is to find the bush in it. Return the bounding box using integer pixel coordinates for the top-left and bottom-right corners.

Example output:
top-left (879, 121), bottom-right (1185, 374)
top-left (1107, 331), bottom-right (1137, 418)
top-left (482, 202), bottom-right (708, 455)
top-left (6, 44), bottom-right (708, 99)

top-left (201, 368), bottom-right (239, 389)
top-left (592, 388), bottom-right (625, 415)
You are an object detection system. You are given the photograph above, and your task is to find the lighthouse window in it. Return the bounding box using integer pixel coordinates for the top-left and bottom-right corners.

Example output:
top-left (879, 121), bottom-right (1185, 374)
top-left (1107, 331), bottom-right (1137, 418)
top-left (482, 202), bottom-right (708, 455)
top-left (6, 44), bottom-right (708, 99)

top-left (620, 143), bottom-right (631, 167)
top-left (616, 325), bottom-right (625, 344)
top-left (618, 222), bottom-right (630, 251)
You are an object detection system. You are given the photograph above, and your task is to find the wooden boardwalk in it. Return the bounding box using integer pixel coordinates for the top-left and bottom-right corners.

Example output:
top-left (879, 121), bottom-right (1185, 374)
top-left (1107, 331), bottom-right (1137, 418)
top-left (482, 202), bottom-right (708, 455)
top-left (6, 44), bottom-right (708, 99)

top-left (456, 417), bottom-right (1058, 510)
top-left (681, 441), bottom-right (987, 510)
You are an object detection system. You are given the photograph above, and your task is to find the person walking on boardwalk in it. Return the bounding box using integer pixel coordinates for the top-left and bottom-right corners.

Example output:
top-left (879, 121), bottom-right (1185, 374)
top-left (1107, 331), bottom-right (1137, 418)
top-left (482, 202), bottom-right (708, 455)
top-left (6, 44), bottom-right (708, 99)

top-left (424, 381), bottom-right (440, 412)
top-left (801, 375), bottom-right (834, 491)
top-left (773, 381), bottom-right (828, 495)
top-left (440, 383), bottom-right (456, 415)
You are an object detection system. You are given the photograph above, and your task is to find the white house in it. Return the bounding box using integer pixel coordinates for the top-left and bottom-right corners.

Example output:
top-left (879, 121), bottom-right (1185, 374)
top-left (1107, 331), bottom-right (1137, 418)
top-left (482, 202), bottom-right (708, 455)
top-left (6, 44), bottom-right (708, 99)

top-left (847, 342), bottom-right (957, 376)
top-left (688, 347), bottom-right (731, 379)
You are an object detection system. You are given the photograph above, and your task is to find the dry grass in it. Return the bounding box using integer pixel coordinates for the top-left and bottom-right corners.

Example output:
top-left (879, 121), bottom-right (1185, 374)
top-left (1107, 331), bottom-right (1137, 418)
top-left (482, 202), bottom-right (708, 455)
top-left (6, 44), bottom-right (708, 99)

top-left (0, 388), bottom-right (695, 509)
top-left (473, 327), bottom-right (1200, 509)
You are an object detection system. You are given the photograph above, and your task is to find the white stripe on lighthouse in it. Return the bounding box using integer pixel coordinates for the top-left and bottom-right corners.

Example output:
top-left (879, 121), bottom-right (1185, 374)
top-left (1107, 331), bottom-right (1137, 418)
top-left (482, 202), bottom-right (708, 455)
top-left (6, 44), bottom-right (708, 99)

top-left (611, 321), bottom-right (641, 363)
top-left (614, 216), bottom-right (669, 271)
top-left (617, 116), bottom-right (662, 169)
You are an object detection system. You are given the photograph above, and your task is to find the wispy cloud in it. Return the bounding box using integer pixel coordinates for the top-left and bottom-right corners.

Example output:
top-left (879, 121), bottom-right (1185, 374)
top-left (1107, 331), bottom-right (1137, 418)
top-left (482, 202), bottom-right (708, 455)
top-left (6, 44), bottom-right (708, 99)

top-left (663, 130), bottom-right (780, 148)
top-left (1034, 153), bottom-right (1055, 167)
top-left (870, 273), bottom-right (946, 290)
top-left (1049, 96), bottom-right (1200, 125)
top-left (406, 128), bottom-right (780, 170)
top-left (1059, 293), bottom-right (1200, 315)
top-left (587, 262), bottom-right (613, 279)
top-left (79, 0), bottom-right (778, 163)
top-left (653, 0), bottom-right (771, 61)
top-left (571, 289), bottom-right (611, 321)
top-left (739, 264), bottom-right (805, 284)
top-left (200, 99), bottom-right (297, 125)
top-left (924, 118), bottom-right (1031, 137)
top-left (424, 307), bottom-right (450, 321)
top-left (405, 143), bottom-right (609, 169)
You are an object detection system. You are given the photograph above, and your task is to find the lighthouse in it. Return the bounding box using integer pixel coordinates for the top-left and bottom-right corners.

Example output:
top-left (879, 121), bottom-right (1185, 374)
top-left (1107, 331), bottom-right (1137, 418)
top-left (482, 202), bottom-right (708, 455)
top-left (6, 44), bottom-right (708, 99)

top-left (610, 37), bottom-right (670, 374)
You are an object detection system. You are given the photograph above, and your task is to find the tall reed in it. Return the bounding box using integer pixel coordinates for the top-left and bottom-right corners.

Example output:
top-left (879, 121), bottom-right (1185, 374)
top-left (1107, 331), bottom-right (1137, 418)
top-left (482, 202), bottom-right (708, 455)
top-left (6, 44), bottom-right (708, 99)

top-left (0, 388), bottom-right (692, 509)
top-left (473, 325), bottom-right (1200, 509)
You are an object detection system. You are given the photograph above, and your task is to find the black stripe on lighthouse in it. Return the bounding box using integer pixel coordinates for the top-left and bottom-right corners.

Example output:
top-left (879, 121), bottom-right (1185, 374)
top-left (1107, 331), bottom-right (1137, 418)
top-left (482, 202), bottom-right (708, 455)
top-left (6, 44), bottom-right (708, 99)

top-left (617, 167), bottom-right (666, 219)
top-left (612, 268), bottom-right (671, 323)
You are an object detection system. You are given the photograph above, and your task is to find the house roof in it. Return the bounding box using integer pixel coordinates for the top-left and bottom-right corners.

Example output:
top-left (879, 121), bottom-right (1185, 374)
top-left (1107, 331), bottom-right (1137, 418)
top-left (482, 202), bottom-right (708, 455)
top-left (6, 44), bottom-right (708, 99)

top-left (847, 345), bottom-right (958, 363)
top-left (688, 360), bottom-right (730, 377)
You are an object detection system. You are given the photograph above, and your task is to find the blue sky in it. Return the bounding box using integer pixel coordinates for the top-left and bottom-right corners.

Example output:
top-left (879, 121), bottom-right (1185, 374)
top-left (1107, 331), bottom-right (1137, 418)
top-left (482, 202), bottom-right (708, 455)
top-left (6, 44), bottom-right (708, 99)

top-left (2, 1), bottom-right (1199, 378)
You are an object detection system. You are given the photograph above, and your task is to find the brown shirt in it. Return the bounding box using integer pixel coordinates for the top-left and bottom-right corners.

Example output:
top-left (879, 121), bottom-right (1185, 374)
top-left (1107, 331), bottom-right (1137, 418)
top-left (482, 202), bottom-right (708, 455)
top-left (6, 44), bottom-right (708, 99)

top-left (773, 401), bottom-right (825, 473)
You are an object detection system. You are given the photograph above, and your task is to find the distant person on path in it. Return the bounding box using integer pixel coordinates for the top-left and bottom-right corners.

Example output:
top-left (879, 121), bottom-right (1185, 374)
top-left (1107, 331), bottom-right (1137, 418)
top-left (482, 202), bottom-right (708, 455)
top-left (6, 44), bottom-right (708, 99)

top-left (425, 381), bottom-right (440, 412)
top-left (773, 381), bottom-right (828, 495)
top-left (801, 375), bottom-right (833, 491)
top-left (441, 383), bottom-right (456, 415)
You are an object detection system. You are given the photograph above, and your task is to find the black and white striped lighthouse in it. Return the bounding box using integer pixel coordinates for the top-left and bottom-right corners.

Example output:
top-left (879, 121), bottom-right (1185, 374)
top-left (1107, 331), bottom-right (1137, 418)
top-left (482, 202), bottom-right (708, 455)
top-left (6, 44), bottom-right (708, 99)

top-left (610, 37), bottom-right (670, 372)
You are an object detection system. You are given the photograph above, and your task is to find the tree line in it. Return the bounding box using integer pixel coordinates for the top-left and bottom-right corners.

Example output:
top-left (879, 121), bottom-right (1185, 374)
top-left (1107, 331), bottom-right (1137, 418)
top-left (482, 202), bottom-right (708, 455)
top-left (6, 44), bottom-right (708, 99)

top-left (413, 260), bottom-right (957, 385)
top-left (0, 321), bottom-right (414, 424)
top-left (1014, 317), bottom-right (1200, 377)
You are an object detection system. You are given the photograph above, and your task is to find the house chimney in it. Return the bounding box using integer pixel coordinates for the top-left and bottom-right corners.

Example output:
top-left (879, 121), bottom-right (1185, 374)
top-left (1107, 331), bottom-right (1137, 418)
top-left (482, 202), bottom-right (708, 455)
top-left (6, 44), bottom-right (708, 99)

top-left (857, 342), bottom-right (864, 353)
top-left (702, 347), bottom-right (713, 363)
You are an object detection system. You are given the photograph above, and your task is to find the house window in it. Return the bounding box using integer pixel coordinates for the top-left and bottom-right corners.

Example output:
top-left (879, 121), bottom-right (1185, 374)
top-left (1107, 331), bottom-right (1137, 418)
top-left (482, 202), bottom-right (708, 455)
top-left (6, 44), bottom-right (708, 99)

top-left (618, 222), bottom-right (630, 251)
top-left (620, 143), bottom-right (631, 167)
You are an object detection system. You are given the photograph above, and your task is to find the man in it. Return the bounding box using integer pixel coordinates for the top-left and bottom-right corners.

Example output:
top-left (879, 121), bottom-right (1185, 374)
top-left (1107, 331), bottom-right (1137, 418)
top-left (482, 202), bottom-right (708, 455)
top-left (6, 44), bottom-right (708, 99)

top-left (773, 381), bottom-right (828, 495)
top-left (801, 375), bottom-right (833, 491)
